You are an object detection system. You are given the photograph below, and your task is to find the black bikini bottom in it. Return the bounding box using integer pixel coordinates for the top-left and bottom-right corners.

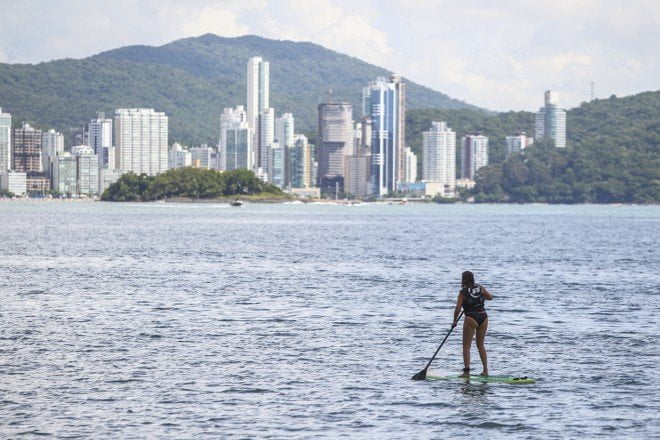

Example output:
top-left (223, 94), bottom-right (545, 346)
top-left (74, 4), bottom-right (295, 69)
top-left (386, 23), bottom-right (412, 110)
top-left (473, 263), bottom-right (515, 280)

top-left (466, 312), bottom-right (488, 327)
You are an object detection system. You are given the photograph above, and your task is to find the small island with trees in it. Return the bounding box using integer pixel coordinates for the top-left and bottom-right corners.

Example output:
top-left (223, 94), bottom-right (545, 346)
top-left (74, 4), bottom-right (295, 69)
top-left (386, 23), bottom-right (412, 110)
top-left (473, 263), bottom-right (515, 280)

top-left (101, 167), bottom-right (286, 202)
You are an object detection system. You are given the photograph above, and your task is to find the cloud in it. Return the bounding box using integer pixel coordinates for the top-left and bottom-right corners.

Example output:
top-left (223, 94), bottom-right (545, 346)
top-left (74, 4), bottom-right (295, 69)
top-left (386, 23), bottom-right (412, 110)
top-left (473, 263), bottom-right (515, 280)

top-left (0, 0), bottom-right (657, 111)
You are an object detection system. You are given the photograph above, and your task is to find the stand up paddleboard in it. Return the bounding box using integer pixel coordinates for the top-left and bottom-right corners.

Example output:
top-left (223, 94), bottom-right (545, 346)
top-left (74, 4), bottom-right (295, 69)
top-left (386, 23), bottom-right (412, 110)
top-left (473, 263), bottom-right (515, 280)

top-left (426, 372), bottom-right (536, 385)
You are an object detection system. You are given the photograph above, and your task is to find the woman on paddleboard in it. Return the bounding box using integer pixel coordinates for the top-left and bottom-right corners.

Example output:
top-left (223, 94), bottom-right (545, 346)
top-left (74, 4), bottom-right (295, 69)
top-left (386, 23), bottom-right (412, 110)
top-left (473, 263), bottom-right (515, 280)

top-left (452, 271), bottom-right (493, 377)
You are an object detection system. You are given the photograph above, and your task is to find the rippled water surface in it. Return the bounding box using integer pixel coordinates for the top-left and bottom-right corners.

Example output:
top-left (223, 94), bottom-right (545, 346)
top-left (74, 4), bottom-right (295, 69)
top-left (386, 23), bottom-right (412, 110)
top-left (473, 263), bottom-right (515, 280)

top-left (1, 201), bottom-right (658, 438)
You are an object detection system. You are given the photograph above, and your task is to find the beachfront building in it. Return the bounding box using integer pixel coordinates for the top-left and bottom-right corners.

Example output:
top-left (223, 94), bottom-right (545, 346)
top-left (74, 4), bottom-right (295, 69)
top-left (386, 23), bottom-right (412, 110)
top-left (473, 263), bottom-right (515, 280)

top-left (0, 108), bottom-right (10, 172)
top-left (317, 102), bottom-right (353, 193)
top-left (363, 77), bottom-right (402, 196)
top-left (41, 129), bottom-right (65, 175)
top-left (0, 170), bottom-right (26, 196)
top-left (422, 121), bottom-right (456, 197)
top-left (89, 114), bottom-right (113, 169)
top-left (114, 108), bottom-right (168, 175)
top-left (460, 133), bottom-right (489, 180)
top-left (535, 90), bottom-right (566, 148)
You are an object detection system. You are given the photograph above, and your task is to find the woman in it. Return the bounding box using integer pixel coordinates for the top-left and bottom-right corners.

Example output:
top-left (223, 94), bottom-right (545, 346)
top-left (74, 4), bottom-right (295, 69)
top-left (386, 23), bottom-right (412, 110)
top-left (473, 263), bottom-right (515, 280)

top-left (452, 271), bottom-right (493, 377)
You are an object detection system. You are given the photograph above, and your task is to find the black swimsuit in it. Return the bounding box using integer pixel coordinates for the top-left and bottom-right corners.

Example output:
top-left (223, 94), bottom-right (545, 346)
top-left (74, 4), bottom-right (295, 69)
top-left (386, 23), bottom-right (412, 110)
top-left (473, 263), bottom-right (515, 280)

top-left (462, 285), bottom-right (488, 327)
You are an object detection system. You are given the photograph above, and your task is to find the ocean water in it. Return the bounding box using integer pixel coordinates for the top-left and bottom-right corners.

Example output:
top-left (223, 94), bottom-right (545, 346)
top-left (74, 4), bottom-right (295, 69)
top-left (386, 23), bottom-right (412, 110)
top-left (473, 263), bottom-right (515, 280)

top-left (0, 201), bottom-right (658, 439)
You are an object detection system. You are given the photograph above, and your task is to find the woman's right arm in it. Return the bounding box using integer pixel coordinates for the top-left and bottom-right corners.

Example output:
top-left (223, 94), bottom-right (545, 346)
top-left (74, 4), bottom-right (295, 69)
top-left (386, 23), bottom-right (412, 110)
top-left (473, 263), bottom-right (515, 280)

top-left (453, 292), bottom-right (463, 327)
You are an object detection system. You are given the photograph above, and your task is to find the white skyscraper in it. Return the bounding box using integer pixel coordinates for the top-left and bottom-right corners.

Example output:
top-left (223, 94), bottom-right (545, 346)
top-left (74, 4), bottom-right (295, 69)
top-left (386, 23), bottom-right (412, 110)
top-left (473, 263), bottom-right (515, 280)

top-left (0, 108), bottom-right (11, 172)
top-left (74, 147), bottom-right (99, 196)
top-left (219, 106), bottom-right (250, 171)
top-left (460, 133), bottom-right (489, 180)
top-left (403, 147), bottom-right (417, 183)
top-left (42, 129), bottom-right (64, 175)
top-left (275, 113), bottom-right (294, 186)
top-left (258, 108), bottom-right (275, 180)
top-left (422, 121), bottom-right (456, 193)
top-left (535, 90), bottom-right (567, 148)
top-left (114, 108), bottom-right (168, 175)
top-left (247, 57), bottom-right (269, 132)
top-left (89, 115), bottom-right (113, 169)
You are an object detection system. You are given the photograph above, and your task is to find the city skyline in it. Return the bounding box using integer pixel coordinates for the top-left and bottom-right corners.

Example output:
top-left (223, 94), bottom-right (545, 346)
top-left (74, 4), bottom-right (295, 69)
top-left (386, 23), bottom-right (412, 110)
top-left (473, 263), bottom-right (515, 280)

top-left (0, 1), bottom-right (658, 112)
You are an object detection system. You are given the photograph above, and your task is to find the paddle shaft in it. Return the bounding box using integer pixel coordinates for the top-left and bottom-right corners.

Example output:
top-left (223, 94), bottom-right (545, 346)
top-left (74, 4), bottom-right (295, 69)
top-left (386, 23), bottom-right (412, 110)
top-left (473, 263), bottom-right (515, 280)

top-left (420, 311), bottom-right (464, 374)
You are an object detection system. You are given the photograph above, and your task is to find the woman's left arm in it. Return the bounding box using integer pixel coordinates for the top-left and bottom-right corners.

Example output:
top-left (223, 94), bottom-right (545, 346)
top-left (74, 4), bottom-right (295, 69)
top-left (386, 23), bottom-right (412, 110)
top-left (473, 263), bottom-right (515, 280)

top-left (481, 285), bottom-right (494, 300)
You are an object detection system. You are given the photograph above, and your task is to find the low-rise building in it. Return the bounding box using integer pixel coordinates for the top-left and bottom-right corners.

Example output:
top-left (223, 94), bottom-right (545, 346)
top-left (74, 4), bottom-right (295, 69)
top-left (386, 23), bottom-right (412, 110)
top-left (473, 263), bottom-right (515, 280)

top-left (0, 170), bottom-right (27, 196)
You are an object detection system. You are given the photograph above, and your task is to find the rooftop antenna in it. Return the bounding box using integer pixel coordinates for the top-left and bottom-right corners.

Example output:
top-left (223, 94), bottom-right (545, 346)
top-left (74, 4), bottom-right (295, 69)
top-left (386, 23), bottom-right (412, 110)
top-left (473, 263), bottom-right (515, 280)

top-left (328, 88), bottom-right (334, 103)
top-left (590, 82), bottom-right (594, 101)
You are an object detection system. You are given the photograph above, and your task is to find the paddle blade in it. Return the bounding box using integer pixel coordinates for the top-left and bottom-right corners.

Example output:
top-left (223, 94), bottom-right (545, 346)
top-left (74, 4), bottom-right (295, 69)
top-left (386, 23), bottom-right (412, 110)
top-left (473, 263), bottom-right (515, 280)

top-left (411, 369), bottom-right (427, 381)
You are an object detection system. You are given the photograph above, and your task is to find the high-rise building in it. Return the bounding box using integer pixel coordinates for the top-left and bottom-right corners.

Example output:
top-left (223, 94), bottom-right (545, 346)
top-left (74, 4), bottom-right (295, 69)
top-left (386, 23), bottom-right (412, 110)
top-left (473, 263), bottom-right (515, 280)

top-left (257, 108), bottom-right (274, 180)
top-left (270, 143), bottom-right (285, 188)
top-left (73, 146), bottom-right (99, 196)
top-left (0, 108), bottom-right (11, 172)
top-left (13, 123), bottom-right (43, 174)
top-left (52, 153), bottom-right (78, 195)
top-left (460, 133), bottom-right (489, 180)
top-left (390, 74), bottom-right (406, 183)
top-left (535, 90), bottom-right (566, 148)
top-left (290, 134), bottom-right (314, 189)
top-left (168, 143), bottom-right (191, 169)
top-left (114, 108), bottom-right (168, 175)
top-left (317, 102), bottom-right (353, 188)
top-left (219, 106), bottom-right (251, 171)
top-left (0, 171), bottom-right (27, 196)
top-left (363, 77), bottom-right (401, 196)
top-left (403, 147), bottom-right (417, 183)
top-left (42, 129), bottom-right (65, 174)
top-left (275, 113), bottom-right (294, 187)
top-left (190, 145), bottom-right (214, 169)
top-left (422, 121), bottom-right (456, 195)
top-left (89, 114), bottom-right (113, 169)
top-left (505, 132), bottom-right (534, 158)
top-left (247, 57), bottom-right (269, 132)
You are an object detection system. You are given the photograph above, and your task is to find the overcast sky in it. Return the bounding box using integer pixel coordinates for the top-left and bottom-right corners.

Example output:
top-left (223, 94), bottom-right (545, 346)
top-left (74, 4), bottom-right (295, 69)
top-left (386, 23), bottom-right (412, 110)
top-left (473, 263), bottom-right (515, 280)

top-left (1, 0), bottom-right (658, 111)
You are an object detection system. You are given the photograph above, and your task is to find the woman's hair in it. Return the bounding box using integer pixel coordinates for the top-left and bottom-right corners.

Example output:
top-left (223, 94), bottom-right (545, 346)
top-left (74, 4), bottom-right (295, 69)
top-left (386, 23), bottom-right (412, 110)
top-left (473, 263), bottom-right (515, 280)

top-left (461, 271), bottom-right (475, 288)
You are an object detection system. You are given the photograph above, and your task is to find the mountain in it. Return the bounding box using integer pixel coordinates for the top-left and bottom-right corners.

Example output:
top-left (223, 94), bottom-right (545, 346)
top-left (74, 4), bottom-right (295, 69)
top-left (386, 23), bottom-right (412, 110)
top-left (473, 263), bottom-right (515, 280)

top-left (406, 91), bottom-right (660, 203)
top-left (0, 34), bottom-right (481, 145)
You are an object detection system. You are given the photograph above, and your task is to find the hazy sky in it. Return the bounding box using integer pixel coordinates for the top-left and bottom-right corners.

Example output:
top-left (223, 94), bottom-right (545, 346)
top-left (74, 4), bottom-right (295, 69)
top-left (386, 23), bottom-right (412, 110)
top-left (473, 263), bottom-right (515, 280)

top-left (1, 0), bottom-right (658, 111)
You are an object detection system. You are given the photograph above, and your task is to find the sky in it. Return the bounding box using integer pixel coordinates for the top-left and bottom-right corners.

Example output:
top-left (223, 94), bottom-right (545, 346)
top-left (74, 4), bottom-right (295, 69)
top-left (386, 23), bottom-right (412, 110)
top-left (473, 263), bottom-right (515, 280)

top-left (0, 0), bottom-right (658, 111)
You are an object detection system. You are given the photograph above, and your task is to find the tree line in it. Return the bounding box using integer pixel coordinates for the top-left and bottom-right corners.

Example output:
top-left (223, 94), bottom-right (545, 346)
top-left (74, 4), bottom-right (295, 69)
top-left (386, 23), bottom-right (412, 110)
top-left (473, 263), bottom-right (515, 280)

top-left (101, 167), bottom-right (284, 201)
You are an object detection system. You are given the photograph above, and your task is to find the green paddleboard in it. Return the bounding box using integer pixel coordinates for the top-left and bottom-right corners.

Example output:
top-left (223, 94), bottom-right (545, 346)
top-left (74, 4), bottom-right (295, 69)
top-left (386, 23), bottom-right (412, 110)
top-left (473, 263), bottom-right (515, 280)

top-left (426, 373), bottom-right (536, 384)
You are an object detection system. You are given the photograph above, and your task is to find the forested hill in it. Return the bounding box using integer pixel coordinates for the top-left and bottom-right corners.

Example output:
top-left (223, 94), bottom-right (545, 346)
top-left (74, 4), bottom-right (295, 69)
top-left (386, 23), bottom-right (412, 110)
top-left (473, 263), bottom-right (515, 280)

top-left (406, 91), bottom-right (660, 203)
top-left (0, 34), bottom-right (480, 145)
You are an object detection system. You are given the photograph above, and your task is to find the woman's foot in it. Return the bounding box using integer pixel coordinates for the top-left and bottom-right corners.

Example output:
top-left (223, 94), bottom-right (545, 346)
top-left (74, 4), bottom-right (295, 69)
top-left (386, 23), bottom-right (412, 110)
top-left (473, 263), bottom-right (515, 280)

top-left (479, 371), bottom-right (489, 377)
top-left (460, 367), bottom-right (471, 378)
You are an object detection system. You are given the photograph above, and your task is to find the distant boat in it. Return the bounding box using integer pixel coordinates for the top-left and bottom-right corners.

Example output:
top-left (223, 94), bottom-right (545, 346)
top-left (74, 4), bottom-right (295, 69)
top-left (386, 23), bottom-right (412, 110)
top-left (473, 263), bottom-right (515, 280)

top-left (230, 200), bottom-right (243, 207)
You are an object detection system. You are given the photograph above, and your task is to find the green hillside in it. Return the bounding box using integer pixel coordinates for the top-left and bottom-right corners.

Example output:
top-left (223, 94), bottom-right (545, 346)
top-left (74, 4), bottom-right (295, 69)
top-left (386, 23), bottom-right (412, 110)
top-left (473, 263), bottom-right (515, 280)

top-left (0, 34), bottom-right (480, 145)
top-left (406, 91), bottom-right (660, 203)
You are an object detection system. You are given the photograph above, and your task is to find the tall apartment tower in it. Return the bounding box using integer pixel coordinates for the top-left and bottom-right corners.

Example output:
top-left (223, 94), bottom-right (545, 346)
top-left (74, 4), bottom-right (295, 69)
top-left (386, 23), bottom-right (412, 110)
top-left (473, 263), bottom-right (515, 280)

top-left (460, 133), bottom-right (489, 180)
top-left (0, 108), bottom-right (11, 172)
top-left (42, 129), bottom-right (64, 175)
top-left (247, 57), bottom-right (269, 131)
top-left (89, 114), bottom-right (113, 169)
top-left (114, 108), bottom-right (168, 175)
top-left (257, 108), bottom-right (275, 180)
top-left (13, 123), bottom-right (43, 174)
top-left (422, 121), bottom-right (456, 190)
top-left (220, 106), bottom-right (252, 171)
top-left (317, 102), bottom-right (353, 187)
top-left (535, 90), bottom-right (566, 148)
top-left (403, 147), bottom-right (417, 183)
top-left (364, 77), bottom-right (400, 196)
top-left (390, 74), bottom-right (406, 183)
top-left (275, 113), bottom-right (294, 186)
top-left (290, 134), bottom-right (313, 189)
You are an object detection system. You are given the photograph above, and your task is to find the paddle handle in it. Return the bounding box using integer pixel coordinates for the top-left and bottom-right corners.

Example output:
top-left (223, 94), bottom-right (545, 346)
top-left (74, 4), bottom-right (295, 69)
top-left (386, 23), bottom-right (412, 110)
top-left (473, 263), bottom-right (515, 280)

top-left (422, 311), bottom-right (463, 373)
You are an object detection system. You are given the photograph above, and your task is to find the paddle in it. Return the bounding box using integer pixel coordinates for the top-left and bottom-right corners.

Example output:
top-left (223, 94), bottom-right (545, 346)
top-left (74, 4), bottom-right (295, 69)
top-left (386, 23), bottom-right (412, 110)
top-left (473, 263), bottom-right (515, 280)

top-left (411, 311), bottom-right (464, 381)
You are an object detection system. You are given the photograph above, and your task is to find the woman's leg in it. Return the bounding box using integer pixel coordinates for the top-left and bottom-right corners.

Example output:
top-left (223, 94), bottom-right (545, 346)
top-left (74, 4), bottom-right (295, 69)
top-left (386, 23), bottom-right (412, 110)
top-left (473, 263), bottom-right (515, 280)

top-left (476, 318), bottom-right (489, 376)
top-left (462, 316), bottom-right (478, 376)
